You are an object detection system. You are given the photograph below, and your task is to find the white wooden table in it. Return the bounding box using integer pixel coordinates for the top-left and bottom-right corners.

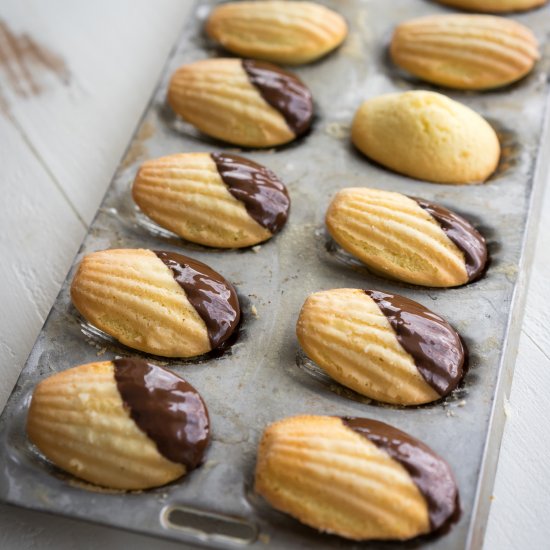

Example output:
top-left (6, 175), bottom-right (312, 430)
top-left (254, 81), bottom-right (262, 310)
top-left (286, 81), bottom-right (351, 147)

top-left (1, 1), bottom-right (549, 548)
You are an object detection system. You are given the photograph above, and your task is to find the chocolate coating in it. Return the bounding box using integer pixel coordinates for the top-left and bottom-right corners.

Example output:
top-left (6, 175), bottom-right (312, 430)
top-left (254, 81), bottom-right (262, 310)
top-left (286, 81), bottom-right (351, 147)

top-left (113, 358), bottom-right (209, 469)
top-left (211, 153), bottom-right (290, 234)
top-left (154, 251), bottom-right (240, 350)
top-left (342, 417), bottom-right (459, 532)
top-left (365, 290), bottom-right (464, 396)
top-left (242, 59), bottom-right (313, 136)
top-left (413, 198), bottom-right (487, 282)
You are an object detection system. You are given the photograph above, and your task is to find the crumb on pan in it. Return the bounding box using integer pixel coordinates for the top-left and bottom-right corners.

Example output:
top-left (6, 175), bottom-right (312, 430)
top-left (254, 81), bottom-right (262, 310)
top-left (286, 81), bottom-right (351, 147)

top-left (325, 121), bottom-right (351, 139)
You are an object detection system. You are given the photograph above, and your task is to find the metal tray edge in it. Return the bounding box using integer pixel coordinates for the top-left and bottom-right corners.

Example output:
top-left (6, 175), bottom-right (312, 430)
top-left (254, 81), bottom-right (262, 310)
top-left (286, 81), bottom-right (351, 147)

top-left (467, 85), bottom-right (550, 549)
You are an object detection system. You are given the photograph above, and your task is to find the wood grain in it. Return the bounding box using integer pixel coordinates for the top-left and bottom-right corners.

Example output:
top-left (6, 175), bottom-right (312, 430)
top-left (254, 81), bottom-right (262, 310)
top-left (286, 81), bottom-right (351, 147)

top-left (0, 114), bottom-right (86, 409)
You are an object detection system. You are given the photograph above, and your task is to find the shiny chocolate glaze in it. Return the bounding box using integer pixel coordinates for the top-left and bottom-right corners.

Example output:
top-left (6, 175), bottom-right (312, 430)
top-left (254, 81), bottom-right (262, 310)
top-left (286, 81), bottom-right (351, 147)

top-left (413, 198), bottom-right (487, 282)
top-left (154, 251), bottom-right (240, 350)
top-left (242, 59), bottom-right (313, 137)
top-left (211, 153), bottom-right (290, 234)
top-left (365, 290), bottom-right (464, 396)
top-left (113, 358), bottom-right (209, 469)
top-left (342, 417), bottom-right (459, 532)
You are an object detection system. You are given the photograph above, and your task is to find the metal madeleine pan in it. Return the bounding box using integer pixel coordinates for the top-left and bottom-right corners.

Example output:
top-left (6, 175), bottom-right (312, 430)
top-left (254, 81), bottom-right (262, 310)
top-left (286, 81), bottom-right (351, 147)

top-left (1, 1), bottom-right (550, 548)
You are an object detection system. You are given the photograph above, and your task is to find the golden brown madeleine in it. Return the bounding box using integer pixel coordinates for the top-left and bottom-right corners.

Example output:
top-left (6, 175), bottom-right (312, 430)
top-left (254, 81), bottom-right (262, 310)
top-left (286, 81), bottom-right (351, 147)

top-left (205, 1), bottom-right (348, 65)
top-left (296, 288), bottom-right (465, 405)
top-left (351, 91), bottom-right (500, 184)
top-left (435, 0), bottom-right (547, 12)
top-left (326, 188), bottom-right (487, 287)
top-left (167, 58), bottom-right (313, 147)
top-left (391, 14), bottom-right (539, 90)
top-left (255, 415), bottom-right (459, 540)
top-left (70, 248), bottom-right (240, 357)
top-left (27, 359), bottom-right (210, 490)
top-left (132, 152), bottom-right (290, 248)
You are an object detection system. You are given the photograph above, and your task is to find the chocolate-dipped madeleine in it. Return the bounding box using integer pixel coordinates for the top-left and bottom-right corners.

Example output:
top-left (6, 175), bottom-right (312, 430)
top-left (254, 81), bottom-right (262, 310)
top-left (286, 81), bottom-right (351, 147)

top-left (167, 58), bottom-right (313, 147)
top-left (297, 288), bottom-right (465, 405)
top-left (255, 415), bottom-right (459, 540)
top-left (206, 1), bottom-right (348, 65)
top-left (413, 198), bottom-right (487, 283)
top-left (26, 359), bottom-right (210, 490)
top-left (70, 249), bottom-right (240, 357)
top-left (133, 152), bottom-right (290, 248)
top-left (326, 187), bottom-right (487, 287)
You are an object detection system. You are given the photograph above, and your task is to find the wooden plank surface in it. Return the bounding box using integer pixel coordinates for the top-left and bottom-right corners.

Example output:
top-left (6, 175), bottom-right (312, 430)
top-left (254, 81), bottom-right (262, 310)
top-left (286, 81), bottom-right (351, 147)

top-left (0, 1), bottom-right (548, 548)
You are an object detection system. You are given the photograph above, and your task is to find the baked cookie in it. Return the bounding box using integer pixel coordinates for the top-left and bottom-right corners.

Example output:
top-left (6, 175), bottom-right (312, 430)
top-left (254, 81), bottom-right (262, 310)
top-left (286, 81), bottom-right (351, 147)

top-left (296, 288), bottom-right (465, 405)
top-left (391, 14), bottom-right (539, 90)
top-left (255, 415), bottom-right (459, 540)
top-left (27, 359), bottom-right (210, 490)
top-left (205, 1), bottom-right (348, 65)
top-left (133, 152), bottom-right (290, 248)
top-left (168, 58), bottom-right (313, 147)
top-left (71, 248), bottom-right (240, 357)
top-left (326, 187), bottom-right (487, 287)
top-left (435, 0), bottom-right (547, 12)
top-left (351, 90), bottom-right (500, 184)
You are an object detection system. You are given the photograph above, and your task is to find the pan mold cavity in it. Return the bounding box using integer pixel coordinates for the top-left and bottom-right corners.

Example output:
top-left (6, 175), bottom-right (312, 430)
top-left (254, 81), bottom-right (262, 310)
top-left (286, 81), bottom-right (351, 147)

top-left (161, 505), bottom-right (258, 544)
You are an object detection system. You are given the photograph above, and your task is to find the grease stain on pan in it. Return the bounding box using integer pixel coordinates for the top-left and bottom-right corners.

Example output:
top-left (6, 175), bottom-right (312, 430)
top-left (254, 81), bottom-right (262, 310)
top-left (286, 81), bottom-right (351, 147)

top-left (0, 19), bottom-right (70, 104)
top-left (489, 125), bottom-right (521, 182)
top-left (120, 120), bottom-right (156, 170)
